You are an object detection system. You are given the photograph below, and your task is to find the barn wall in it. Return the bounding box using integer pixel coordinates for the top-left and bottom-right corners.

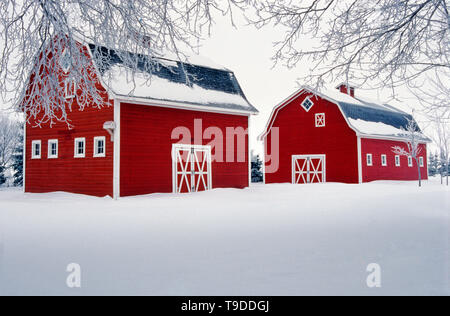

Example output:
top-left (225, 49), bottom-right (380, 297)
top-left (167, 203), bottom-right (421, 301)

top-left (264, 92), bottom-right (359, 184)
top-left (24, 43), bottom-right (115, 197)
top-left (120, 103), bottom-right (249, 197)
top-left (25, 104), bottom-right (114, 197)
top-left (361, 138), bottom-right (428, 182)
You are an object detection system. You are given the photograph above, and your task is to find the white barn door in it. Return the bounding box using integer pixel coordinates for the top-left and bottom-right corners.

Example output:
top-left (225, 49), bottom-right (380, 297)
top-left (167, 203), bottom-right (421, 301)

top-left (172, 144), bottom-right (212, 193)
top-left (292, 155), bottom-right (326, 184)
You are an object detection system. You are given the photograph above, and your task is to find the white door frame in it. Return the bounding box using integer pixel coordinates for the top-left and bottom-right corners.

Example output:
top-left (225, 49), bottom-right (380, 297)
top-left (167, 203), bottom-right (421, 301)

top-left (292, 154), bottom-right (326, 184)
top-left (172, 144), bottom-right (212, 193)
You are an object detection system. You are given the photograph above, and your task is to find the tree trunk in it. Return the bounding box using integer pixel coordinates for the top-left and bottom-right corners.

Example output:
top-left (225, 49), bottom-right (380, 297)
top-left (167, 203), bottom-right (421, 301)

top-left (415, 158), bottom-right (422, 187)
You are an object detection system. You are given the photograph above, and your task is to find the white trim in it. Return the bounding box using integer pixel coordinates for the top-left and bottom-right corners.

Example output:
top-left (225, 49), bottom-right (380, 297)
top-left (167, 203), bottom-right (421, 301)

top-left (366, 154), bottom-right (373, 166)
top-left (292, 154), bottom-right (326, 184)
top-left (357, 136), bottom-right (363, 183)
top-left (23, 120), bottom-right (26, 193)
top-left (395, 155), bottom-right (401, 167)
top-left (408, 156), bottom-right (413, 167)
top-left (115, 96), bottom-right (256, 117)
top-left (419, 156), bottom-right (424, 168)
top-left (93, 136), bottom-right (106, 158)
top-left (315, 113), bottom-right (326, 127)
top-left (262, 139), bottom-right (267, 184)
top-left (64, 78), bottom-right (76, 99)
top-left (381, 154), bottom-right (387, 167)
top-left (358, 134), bottom-right (431, 144)
top-left (31, 140), bottom-right (41, 159)
top-left (47, 139), bottom-right (59, 159)
top-left (74, 137), bottom-right (86, 158)
top-left (113, 100), bottom-right (121, 199)
top-left (172, 144), bottom-right (212, 193)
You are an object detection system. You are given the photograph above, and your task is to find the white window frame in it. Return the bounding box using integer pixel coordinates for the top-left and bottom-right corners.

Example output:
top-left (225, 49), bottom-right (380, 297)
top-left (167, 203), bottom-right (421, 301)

top-left (31, 140), bottom-right (41, 159)
top-left (408, 156), bottom-right (413, 167)
top-left (300, 97), bottom-right (314, 112)
top-left (419, 157), bottom-right (424, 167)
top-left (93, 136), bottom-right (106, 158)
top-left (65, 78), bottom-right (76, 99)
top-left (381, 154), bottom-right (387, 166)
top-left (395, 155), bottom-right (400, 167)
top-left (315, 113), bottom-right (326, 127)
top-left (366, 154), bottom-right (373, 166)
top-left (48, 139), bottom-right (58, 159)
top-left (74, 138), bottom-right (86, 158)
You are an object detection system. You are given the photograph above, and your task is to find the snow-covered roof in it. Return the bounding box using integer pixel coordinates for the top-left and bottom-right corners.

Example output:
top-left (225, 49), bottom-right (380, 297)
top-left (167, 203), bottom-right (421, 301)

top-left (259, 86), bottom-right (431, 142)
top-left (88, 44), bottom-right (258, 114)
top-left (316, 87), bottom-right (430, 141)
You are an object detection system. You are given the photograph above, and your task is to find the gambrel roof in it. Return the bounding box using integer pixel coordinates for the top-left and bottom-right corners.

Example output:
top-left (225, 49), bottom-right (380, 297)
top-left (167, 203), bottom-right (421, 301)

top-left (88, 44), bottom-right (258, 115)
top-left (259, 86), bottom-right (431, 142)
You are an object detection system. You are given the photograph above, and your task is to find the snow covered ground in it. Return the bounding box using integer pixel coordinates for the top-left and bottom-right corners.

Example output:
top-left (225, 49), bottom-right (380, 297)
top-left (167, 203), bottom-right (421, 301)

top-left (0, 179), bottom-right (448, 296)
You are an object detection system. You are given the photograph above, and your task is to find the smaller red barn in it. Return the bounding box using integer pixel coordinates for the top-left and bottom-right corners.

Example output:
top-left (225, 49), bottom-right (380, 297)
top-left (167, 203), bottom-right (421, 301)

top-left (24, 42), bottom-right (258, 198)
top-left (259, 84), bottom-right (431, 184)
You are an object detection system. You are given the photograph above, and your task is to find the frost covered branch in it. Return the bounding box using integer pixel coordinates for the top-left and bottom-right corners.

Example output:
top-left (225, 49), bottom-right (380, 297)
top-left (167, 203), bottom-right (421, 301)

top-left (392, 118), bottom-right (425, 186)
top-left (248, 0), bottom-right (449, 95)
top-left (0, 0), bottom-right (248, 126)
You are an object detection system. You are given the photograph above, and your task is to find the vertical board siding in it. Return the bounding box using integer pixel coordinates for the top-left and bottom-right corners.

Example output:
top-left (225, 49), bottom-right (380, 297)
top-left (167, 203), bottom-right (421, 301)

top-left (361, 138), bottom-right (428, 182)
top-left (264, 93), bottom-right (360, 184)
top-left (120, 103), bottom-right (249, 197)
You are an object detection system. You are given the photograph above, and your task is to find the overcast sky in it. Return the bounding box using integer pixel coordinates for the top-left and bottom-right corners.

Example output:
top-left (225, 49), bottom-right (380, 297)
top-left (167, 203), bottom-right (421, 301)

top-left (0, 9), bottom-right (437, 154)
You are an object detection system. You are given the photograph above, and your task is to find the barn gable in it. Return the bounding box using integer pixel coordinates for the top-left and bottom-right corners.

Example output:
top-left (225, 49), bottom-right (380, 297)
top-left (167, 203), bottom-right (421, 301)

top-left (259, 86), bottom-right (430, 142)
top-left (88, 44), bottom-right (258, 114)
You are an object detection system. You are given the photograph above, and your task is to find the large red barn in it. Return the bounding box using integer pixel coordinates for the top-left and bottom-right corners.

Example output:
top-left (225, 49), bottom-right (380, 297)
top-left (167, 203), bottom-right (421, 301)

top-left (259, 84), bottom-right (430, 184)
top-left (24, 43), bottom-right (258, 198)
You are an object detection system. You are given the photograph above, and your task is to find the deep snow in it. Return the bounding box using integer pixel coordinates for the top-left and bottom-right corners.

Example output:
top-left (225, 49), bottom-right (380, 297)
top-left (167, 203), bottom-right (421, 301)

top-left (0, 179), bottom-right (448, 296)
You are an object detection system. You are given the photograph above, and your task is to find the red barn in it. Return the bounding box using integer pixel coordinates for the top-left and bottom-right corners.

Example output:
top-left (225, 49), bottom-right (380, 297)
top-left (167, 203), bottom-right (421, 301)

top-left (24, 43), bottom-right (258, 198)
top-left (259, 84), bottom-right (430, 184)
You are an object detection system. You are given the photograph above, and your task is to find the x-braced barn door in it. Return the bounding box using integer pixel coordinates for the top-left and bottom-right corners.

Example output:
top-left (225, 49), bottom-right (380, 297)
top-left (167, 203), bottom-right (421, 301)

top-left (292, 155), bottom-right (326, 184)
top-left (172, 144), bottom-right (212, 193)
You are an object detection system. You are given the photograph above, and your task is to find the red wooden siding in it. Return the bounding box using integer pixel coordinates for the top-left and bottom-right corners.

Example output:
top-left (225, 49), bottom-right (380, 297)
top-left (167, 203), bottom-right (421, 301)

top-left (25, 104), bottom-right (114, 197)
top-left (361, 138), bottom-right (428, 182)
top-left (265, 92), bottom-right (359, 184)
top-left (120, 103), bottom-right (249, 197)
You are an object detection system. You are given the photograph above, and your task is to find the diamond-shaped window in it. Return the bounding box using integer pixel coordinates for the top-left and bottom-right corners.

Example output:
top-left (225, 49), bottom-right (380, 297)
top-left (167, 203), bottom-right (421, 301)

top-left (60, 49), bottom-right (72, 73)
top-left (301, 97), bottom-right (314, 112)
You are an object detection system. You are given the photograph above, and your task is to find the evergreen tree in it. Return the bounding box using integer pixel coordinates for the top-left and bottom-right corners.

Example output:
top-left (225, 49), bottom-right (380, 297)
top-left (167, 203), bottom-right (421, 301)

top-left (251, 154), bottom-right (264, 183)
top-left (428, 152), bottom-right (439, 177)
top-left (11, 129), bottom-right (24, 186)
top-left (0, 165), bottom-right (6, 186)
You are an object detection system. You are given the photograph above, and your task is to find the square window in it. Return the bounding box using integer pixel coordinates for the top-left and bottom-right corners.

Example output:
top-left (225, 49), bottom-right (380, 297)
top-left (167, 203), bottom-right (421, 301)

top-left (367, 154), bottom-right (373, 166)
top-left (408, 156), bottom-right (413, 167)
top-left (65, 79), bottom-right (76, 99)
top-left (94, 136), bottom-right (106, 158)
top-left (419, 157), bottom-right (424, 167)
top-left (301, 97), bottom-right (314, 112)
top-left (395, 155), bottom-right (400, 167)
top-left (32, 140), bottom-right (41, 159)
top-left (48, 139), bottom-right (58, 159)
top-left (315, 113), bottom-right (326, 127)
top-left (74, 138), bottom-right (86, 158)
top-left (381, 155), bottom-right (387, 166)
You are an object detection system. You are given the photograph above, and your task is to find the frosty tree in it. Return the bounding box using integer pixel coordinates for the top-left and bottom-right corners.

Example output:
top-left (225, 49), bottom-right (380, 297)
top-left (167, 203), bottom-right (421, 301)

top-left (430, 113), bottom-right (449, 185)
top-left (392, 118), bottom-right (425, 187)
top-left (0, 0), bottom-right (245, 126)
top-left (0, 115), bottom-right (21, 185)
top-left (248, 0), bottom-right (449, 103)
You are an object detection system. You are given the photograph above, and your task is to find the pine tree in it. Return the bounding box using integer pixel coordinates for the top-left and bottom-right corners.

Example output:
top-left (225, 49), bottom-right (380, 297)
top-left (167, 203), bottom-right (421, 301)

top-left (251, 154), bottom-right (264, 183)
top-left (0, 165), bottom-right (6, 186)
top-left (11, 128), bottom-right (24, 186)
top-left (428, 152), bottom-right (439, 177)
